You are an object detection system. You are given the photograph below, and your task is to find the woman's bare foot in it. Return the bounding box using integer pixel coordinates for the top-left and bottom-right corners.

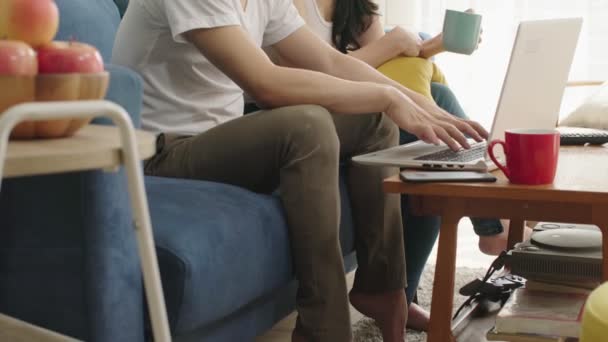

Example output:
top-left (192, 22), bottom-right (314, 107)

top-left (349, 289), bottom-right (407, 342)
top-left (406, 302), bottom-right (429, 331)
top-left (478, 220), bottom-right (533, 255)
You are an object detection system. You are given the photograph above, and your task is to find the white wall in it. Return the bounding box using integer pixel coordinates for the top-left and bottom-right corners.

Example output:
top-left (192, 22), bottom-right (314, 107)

top-left (379, 0), bottom-right (608, 128)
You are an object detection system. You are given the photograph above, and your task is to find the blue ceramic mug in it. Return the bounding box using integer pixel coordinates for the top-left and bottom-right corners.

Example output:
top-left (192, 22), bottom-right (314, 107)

top-left (442, 9), bottom-right (482, 55)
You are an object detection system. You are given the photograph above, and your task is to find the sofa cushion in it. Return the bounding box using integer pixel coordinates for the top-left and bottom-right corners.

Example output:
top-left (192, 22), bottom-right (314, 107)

top-left (560, 81), bottom-right (608, 130)
top-left (54, 0), bottom-right (121, 62)
top-left (145, 173), bottom-right (355, 334)
top-left (98, 64), bottom-right (143, 127)
top-left (0, 170), bottom-right (144, 342)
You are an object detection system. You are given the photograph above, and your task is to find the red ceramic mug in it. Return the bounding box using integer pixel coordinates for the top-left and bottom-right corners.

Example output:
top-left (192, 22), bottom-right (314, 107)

top-left (487, 129), bottom-right (560, 185)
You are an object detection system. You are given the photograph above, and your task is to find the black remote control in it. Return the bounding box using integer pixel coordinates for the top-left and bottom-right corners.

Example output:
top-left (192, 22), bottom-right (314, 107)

top-left (558, 127), bottom-right (608, 145)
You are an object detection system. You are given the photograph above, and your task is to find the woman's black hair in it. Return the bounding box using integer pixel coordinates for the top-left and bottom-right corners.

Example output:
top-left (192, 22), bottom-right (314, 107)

top-left (331, 0), bottom-right (379, 53)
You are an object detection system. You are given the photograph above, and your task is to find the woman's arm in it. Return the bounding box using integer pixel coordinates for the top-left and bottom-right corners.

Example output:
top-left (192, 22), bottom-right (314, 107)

top-left (420, 9), bottom-right (481, 58)
top-left (419, 33), bottom-right (445, 59)
top-left (348, 15), bottom-right (421, 68)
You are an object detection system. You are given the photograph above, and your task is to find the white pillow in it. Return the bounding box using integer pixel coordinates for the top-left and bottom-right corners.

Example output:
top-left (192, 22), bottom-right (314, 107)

top-left (560, 81), bottom-right (608, 129)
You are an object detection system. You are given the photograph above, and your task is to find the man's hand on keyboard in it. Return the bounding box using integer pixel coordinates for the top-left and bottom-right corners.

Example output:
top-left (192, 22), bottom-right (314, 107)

top-left (402, 88), bottom-right (489, 149)
top-left (384, 88), bottom-right (488, 151)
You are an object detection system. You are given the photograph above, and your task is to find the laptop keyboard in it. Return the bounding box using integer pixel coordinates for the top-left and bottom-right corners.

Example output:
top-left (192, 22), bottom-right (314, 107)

top-left (414, 142), bottom-right (487, 163)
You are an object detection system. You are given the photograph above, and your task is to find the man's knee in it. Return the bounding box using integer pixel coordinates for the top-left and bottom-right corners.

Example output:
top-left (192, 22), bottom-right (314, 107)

top-left (282, 105), bottom-right (340, 156)
top-left (288, 105), bottom-right (334, 130)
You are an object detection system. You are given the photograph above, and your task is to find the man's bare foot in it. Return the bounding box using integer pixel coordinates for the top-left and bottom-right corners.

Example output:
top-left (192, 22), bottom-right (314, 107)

top-left (478, 220), bottom-right (533, 255)
top-left (349, 289), bottom-right (407, 342)
top-left (406, 302), bottom-right (429, 331)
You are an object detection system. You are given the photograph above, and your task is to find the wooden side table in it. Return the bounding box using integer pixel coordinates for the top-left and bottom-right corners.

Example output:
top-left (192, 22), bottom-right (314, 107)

top-left (0, 101), bottom-right (171, 342)
top-left (384, 146), bottom-right (608, 342)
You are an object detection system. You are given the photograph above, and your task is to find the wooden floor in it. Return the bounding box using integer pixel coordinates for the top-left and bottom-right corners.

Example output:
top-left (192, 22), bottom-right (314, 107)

top-left (255, 272), bottom-right (497, 342)
top-left (256, 220), bottom-right (497, 342)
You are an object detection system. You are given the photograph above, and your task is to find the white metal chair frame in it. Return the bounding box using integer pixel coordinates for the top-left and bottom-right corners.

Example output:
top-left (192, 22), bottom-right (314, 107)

top-left (0, 100), bottom-right (171, 342)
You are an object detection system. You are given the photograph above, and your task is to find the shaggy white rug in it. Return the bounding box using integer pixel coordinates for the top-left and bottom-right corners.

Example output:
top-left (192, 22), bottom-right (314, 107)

top-left (353, 266), bottom-right (486, 342)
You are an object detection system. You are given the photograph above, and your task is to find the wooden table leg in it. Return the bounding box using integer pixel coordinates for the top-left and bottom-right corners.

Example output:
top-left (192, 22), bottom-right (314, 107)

top-left (427, 209), bottom-right (461, 342)
top-left (506, 219), bottom-right (526, 251)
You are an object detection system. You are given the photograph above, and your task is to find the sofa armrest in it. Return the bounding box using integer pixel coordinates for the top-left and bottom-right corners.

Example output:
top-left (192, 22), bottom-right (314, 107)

top-left (0, 169), bottom-right (145, 342)
top-left (98, 63), bottom-right (143, 127)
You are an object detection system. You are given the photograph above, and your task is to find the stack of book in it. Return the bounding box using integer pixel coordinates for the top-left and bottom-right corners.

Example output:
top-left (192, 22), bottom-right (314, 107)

top-left (487, 222), bottom-right (601, 341)
top-left (488, 285), bottom-right (591, 341)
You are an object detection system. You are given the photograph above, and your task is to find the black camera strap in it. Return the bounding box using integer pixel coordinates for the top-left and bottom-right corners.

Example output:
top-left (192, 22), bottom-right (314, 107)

top-left (453, 251), bottom-right (524, 320)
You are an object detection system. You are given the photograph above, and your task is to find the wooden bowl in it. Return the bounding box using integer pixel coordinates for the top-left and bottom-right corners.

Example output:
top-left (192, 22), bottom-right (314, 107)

top-left (0, 75), bottom-right (36, 138)
top-left (65, 72), bottom-right (110, 136)
top-left (5, 72), bottom-right (109, 140)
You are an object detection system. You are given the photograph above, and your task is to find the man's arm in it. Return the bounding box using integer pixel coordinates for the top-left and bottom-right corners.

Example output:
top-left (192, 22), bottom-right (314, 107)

top-left (272, 27), bottom-right (488, 145)
top-left (184, 26), bottom-right (391, 115)
top-left (184, 25), bottom-right (475, 149)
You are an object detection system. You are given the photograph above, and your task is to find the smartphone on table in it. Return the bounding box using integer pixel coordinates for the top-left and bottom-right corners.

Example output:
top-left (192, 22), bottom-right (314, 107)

top-left (400, 170), bottom-right (497, 183)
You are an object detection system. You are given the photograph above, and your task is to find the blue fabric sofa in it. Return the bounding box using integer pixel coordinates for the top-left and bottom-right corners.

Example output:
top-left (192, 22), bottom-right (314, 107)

top-left (0, 1), bottom-right (358, 341)
top-left (0, 1), bottom-right (458, 341)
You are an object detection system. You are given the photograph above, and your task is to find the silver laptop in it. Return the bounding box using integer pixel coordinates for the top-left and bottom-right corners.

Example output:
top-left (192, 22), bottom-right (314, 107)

top-left (353, 18), bottom-right (583, 171)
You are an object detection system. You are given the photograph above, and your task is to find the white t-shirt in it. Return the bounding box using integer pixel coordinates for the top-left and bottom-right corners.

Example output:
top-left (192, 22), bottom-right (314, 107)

top-left (300, 0), bottom-right (333, 45)
top-left (112, 0), bottom-right (305, 135)
top-left (260, 0), bottom-right (333, 79)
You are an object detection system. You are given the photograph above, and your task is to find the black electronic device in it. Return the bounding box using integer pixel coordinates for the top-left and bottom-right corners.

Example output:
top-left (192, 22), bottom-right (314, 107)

top-left (508, 222), bottom-right (602, 283)
top-left (558, 127), bottom-right (608, 145)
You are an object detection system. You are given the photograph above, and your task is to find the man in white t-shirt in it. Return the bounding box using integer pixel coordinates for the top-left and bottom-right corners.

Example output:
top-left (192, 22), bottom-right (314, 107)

top-left (113, 0), bottom-right (487, 341)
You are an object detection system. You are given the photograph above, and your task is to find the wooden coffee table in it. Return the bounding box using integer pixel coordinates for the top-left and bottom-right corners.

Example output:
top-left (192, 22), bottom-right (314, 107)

top-left (384, 145), bottom-right (608, 342)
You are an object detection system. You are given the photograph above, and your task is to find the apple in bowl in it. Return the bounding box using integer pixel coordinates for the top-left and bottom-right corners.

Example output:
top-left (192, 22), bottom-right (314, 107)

top-left (8, 41), bottom-right (109, 139)
top-left (0, 39), bottom-right (37, 106)
top-left (0, 0), bottom-right (59, 47)
top-left (0, 40), bottom-right (38, 138)
top-left (0, 40), bottom-right (38, 75)
top-left (37, 41), bottom-right (104, 74)
top-left (37, 41), bottom-right (109, 137)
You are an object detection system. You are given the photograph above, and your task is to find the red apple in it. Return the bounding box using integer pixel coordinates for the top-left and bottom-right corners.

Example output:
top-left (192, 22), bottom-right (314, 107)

top-left (37, 41), bottom-right (104, 74)
top-left (0, 40), bottom-right (38, 76)
top-left (0, 0), bottom-right (60, 47)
